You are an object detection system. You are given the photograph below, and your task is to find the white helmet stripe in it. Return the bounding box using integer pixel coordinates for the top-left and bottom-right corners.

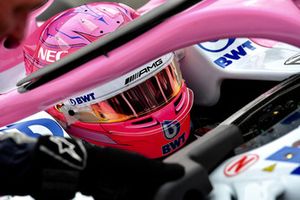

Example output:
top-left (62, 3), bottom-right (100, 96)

top-left (65, 53), bottom-right (174, 107)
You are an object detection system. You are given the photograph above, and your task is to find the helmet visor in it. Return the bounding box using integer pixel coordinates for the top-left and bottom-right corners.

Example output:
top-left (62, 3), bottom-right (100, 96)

top-left (61, 58), bottom-right (183, 123)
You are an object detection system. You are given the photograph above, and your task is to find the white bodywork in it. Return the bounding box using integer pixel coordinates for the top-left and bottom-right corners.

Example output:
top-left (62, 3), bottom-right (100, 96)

top-left (181, 38), bottom-right (300, 106)
top-left (210, 120), bottom-right (300, 200)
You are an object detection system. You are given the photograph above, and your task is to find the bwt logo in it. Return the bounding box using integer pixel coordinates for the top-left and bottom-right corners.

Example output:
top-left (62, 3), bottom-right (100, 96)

top-left (162, 133), bottom-right (185, 155)
top-left (161, 120), bottom-right (185, 155)
top-left (214, 40), bottom-right (256, 68)
top-left (198, 38), bottom-right (236, 53)
top-left (70, 92), bottom-right (96, 105)
top-left (38, 47), bottom-right (68, 63)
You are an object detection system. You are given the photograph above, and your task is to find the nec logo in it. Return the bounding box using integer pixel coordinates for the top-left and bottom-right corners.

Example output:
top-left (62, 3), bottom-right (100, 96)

top-left (38, 47), bottom-right (68, 63)
top-left (70, 93), bottom-right (96, 105)
top-left (214, 41), bottom-right (256, 68)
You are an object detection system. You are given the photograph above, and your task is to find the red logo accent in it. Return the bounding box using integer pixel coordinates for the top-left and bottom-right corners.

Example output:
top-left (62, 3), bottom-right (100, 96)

top-left (224, 154), bottom-right (259, 177)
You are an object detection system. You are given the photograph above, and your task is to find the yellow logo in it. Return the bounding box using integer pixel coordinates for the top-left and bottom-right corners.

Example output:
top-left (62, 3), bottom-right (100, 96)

top-left (262, 163), bottom-right (277, 172)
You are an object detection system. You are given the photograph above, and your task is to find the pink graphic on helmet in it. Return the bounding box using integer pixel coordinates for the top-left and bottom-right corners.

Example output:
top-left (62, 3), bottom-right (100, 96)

top-left (42, 3), bottom-right (134, 47)
top-left (24, 2), bottom-right (138, 72)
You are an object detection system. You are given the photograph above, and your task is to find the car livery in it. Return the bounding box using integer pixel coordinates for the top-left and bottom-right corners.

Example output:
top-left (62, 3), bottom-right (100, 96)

top-left (198, 38), bottom-right (257, 68)
top-left (180, 38), bottom-right (300, 106)
top-left (0, 111), bottom-right (69, 138)
top-left (209, 124), bottom-right (300, 200)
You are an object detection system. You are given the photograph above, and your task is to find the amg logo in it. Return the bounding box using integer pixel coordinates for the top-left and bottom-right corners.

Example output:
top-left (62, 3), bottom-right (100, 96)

top-left (125, 58), bottom-right (163, 85)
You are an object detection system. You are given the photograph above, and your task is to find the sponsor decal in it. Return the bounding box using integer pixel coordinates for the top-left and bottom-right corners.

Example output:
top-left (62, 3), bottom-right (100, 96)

top-left (262, 163), bottom-right (277, 172)
top-left (214, 40), bottom-right (256, 68)
top-left (224, 154), bottom-right (259, 177)
top-left (49, 137), bottom-right (82, 161)
top-left (69, 92), bottom-right (96, 105)
top-left (198, 38), bottom-right (236, 53)
top-left (62, 53), bottom-right (172, 104)
top-left (0, 118), bottom-right (65, 138)
top-left (162, 120), bottom-right (180, 140)
top-left (291, 166), bottom-right (300, 175)
top-left (125, 58), bottom-right (164, 85)
top-left (40, 136), bottom-right (86, 170)
top-left (38, 47), bottom-right (68, 63)
top-left (284, 53), bottom-right (300, 65)
top-left (161, 120), bottom-right (184, 155)
top-left (267, 146), bottom-right (300, 164)
top-left (162, 133), bottom-right (185, 155)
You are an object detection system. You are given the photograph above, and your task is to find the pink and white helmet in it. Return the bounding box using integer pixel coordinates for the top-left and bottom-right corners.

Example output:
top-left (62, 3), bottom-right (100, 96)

top-left (23, 2), bottom-right (194, 158)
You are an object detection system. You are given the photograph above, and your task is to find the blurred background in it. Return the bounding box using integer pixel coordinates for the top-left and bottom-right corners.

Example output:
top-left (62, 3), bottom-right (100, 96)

top-left (39, 0), bottom-right (149, 20)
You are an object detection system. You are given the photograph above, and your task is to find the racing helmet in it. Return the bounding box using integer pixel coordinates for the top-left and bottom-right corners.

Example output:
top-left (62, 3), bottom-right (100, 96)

top-left (23, 2), bottom-right (194, 158)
